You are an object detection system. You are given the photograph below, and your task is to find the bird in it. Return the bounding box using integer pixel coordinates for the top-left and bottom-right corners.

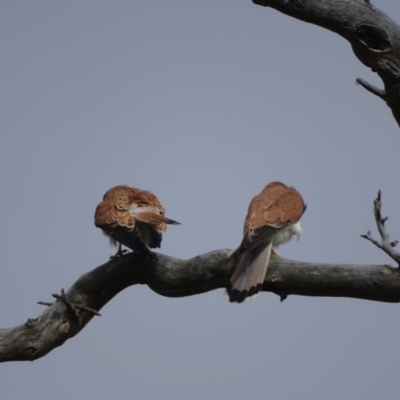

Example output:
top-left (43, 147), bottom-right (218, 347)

top-left (94, 185), bottom-right (180, 261)
top-left (221, 181), bottom-right (306, 303)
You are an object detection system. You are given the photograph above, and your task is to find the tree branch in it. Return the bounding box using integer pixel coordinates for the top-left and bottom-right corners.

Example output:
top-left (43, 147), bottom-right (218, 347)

top-left (1, 246), bottom-right (400, 363)
top-left (252, 0), bottom-right (400, 128)
top-left (361, 190), bottom-right (400, 264)
top-left (356, 77), bottom-right (387, 100)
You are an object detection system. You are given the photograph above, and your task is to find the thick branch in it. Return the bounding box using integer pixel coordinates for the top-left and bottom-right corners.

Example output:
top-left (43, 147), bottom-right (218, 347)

top-left (1, 250), bottom-right (400, 363)
top-left (253, 0), bottom-right (400, 127)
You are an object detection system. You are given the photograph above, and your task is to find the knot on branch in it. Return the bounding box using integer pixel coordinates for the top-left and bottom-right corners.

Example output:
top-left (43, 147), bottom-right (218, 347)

top-left (25, 318), bottom-right (38, 328)
top-left (26, 347), bottom-right (37, 355)
top-left (355, 24), bottom-right (391, 52)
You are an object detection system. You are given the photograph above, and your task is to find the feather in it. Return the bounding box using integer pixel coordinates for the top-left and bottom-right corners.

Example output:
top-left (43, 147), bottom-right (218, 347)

top-left (102, 226), bottom-right (157, 261)
top-left (95, 185), bottom-right (180, 261)
top-left (226, 242), bottom-right (272, 303)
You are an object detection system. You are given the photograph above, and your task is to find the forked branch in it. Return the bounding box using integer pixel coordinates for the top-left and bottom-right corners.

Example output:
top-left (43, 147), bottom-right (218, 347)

top-left (361, 190), bottom-right (400, 265)
top-left (253, 0), bottom-right (400, 128)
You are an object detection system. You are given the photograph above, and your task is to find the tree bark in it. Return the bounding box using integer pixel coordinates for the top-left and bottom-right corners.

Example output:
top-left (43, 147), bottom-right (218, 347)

top-left (1, 250), bottom-right (399, 363)
top-left (253, 0), bottom-right (400, 128)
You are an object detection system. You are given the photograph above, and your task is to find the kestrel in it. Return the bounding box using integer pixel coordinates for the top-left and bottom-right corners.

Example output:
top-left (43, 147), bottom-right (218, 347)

top-left (221, 181), bottom-right (306, 303)
top-left (94, 185), bottom-right (180, 261)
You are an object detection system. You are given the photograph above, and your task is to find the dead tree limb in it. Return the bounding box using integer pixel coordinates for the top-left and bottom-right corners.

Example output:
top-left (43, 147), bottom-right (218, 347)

top-left (361, 190), bottom-right (400, 264)
top-left (253, 0), bottom-right (400, 128)
top-left (0, 191), bottom-right (399, 363)
top-left (1, 246), bottom-right (400, 363)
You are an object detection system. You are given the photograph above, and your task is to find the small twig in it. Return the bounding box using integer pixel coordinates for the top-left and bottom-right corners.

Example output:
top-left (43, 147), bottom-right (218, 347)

top-left (52, 289), bottom-right (101, 325)
top-left (37, 301), bottom-right (53, 307)
top-left (76, 305), bottom-right (102, 317)
top-left (361, 190), bottom-right (400, 265)
top-left (356, 78), bottom-right (387, 101)
top-left (52, 289), bottom-right (73, 309)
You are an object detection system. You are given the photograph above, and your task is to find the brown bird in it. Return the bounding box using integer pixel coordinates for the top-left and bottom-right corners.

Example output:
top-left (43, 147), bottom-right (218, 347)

top-left (94, 185), bottom-right (180, 261)
top-left (221, 181), bottom-right (306, 303)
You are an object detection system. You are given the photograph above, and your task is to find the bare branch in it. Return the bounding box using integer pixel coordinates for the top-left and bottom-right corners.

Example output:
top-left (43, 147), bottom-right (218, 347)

top-left (252, 0), bottom-right (400, 128)
top-left (356, 78), bottom-right (386, 100)
top-left (1, 249), bottom-right (400, 363)
top-left (361, 190), bottom-right (400, 264)
top-left (37, 301), bottom-right (53, 307)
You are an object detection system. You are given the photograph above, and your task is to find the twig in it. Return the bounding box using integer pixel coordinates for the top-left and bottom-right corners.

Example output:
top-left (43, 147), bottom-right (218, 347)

top-left (356, 78), bottom-right (386, 101)
top-left (52, 289), bottom-right (101, 324)
top-left (361, 190), bottom-right (400, 265)
top-left (37, 301), bottom-right (53, 307)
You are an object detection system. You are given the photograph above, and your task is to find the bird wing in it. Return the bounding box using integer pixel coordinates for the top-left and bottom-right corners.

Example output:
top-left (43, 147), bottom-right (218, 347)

top-left (223, 182), bottom-right (306, 302)
top-left (246, 181), bottom-right (305, 231)
top-left (132, 212), bottom-right (180, 248)
top-left (94, 186), bottom-right (153, 257)
top-left (95, 185), bottom-right (180, 253)
top-left (221, 181), bottom-right (305, 263)
top-left (133, 211), bottom-right (180, 226)
top-left (94, 186), bottom-right (135, 229)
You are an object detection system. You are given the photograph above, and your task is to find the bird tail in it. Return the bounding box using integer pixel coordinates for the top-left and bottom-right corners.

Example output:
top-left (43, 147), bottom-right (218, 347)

top-left (226, 242), bottom-right (272, 303)
top-left (219, 246), bottom-right (244, 266)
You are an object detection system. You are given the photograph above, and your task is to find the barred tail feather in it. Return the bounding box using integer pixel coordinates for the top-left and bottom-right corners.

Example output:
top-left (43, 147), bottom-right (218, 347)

top-left (226, 242), bottom-right (272, 303)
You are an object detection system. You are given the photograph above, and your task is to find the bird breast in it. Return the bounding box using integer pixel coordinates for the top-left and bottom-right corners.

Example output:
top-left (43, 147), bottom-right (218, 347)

top-left (272, 220), bottom-right (302, 248)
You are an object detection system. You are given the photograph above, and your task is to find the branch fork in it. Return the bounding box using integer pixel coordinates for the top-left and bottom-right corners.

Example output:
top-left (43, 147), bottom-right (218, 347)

top-left (361, 190), bottom-right (400, 265)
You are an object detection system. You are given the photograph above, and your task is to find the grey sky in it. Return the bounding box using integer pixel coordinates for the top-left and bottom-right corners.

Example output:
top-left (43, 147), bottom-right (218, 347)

top-left (1, 1), bottom-right (400, 399)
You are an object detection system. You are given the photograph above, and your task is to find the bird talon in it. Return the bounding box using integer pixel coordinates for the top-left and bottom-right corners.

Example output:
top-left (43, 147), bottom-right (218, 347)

top-left (109, 245), bottom-right (128, 260)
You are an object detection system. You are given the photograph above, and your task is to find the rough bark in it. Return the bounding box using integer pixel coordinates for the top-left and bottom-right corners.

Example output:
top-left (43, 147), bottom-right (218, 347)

top-left (1, 250), bottom-right (399, 363)
top-left (253, 0), bottom-right (400, 128)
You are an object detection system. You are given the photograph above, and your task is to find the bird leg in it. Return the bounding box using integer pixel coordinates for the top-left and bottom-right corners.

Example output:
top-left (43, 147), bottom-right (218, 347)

top-left (110, 243), bottom-right (128, 260)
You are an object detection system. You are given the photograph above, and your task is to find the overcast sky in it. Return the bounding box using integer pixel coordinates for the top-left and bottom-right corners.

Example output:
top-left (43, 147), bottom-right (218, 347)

top-left (1, 1), bottom-right (400, 399)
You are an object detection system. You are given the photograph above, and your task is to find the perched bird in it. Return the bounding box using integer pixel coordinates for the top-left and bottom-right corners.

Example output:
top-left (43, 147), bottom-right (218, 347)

top-left (94, 185), bottom-right (180, 261)
top-left (221, 181), bottom-right (306, 303)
